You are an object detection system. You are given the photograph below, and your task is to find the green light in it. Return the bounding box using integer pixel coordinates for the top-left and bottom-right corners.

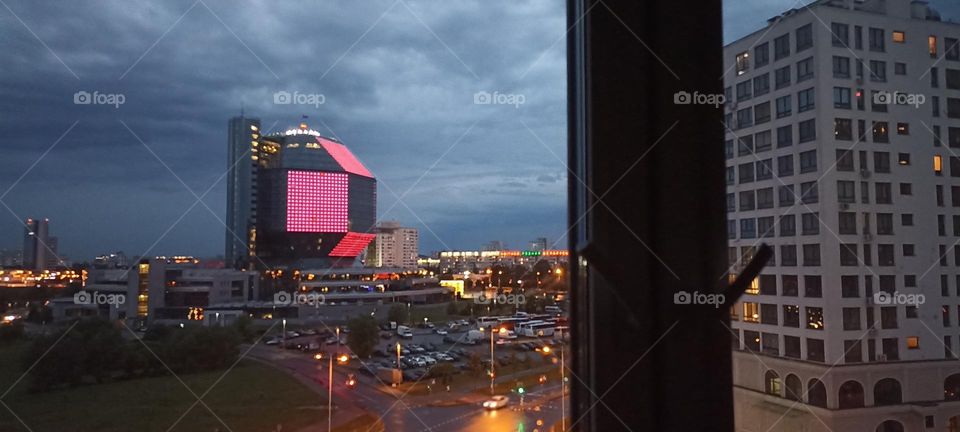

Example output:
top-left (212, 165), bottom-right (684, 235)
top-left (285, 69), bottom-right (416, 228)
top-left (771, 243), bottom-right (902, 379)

top-left (518, 387), bottom-right (524, 394)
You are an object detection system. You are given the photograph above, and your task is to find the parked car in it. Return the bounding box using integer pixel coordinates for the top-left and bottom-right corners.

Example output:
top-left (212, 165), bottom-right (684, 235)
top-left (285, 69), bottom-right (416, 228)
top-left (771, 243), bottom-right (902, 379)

top-left (435, 329), bottom-right (448, 335)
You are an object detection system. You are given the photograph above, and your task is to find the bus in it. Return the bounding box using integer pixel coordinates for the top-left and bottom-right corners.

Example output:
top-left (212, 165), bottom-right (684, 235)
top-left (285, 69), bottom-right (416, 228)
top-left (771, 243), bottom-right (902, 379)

top-left (477, 316), bottom-right (500, 328)
top-left (528, 322), bottom-right (556, 338)
top-left (496, 317), bottom-right (527, 331)
top-left (517, 320), bottom-right (545, 337)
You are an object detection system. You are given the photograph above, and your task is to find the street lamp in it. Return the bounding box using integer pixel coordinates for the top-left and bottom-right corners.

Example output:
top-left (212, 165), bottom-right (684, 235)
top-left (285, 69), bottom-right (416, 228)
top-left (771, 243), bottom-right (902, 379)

top-left (328, 326), bottom-right (340, 432)
top-left (282, 319), bottom-right (287, 348)
top-left (396, 342), bottom-right (402, 370)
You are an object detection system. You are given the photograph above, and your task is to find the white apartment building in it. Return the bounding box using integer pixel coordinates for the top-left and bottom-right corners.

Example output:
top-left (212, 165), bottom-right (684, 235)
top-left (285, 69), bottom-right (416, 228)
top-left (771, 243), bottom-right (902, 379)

top-left (371, 221), bottom-right (419, 269)
top-left (725, 1), bottom-right (960, 431)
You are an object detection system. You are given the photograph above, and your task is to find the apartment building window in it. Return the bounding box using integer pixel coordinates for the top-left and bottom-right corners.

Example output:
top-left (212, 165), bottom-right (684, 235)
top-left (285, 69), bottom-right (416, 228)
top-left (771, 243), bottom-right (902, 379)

top-left (880, 275), bottom-right (895, 294)
top-left (774, 33), bottom-right (790, 60)
top-left (877, 213), bottom-right (893, 234)
top-left (776, 125), bottom-right (792, 148)
top-left (775, 95), bottom-right (792, 118)
top-left (950, 127), bottom-right (960, 147)
top-left (777, 155), bottom-right (794, 178)
top-left (782, 305), bottom-right (800, 328)
top-left (831, 22), bottom-right (849, 46)
top-left (837, 180), bottom-right (856, 203)
top-left (902, 214), bottom-right (913, 226)
top-left (802, 245), bottom-right (821, 267)
top-left (871, 90), bottom-right (888, 112)
top-left (800, 181), bottom-right (818, 203)
top-left (894, 62), bottom-right (906, 75)
top-left (760, 304), bottom-right (778, 325)
top-left (870, 60), bottom-right (887, 82)
top-left (736, 81), bottom-right (752, 101)
top-left (761, 333), bottom-right (779, 356)
top-left (739, 190), bottom-right (755, 211)
top-left (797, 87), bottom-right (815, 112)
top-left (778, 185), bottom-right (795, 208)
top-left (942, 275), bottom-right (950, 296)
top-left (833, 88), bottom-right (851, 109)
top-left (876, 183), bottom-right (892, 204)
top-left (739, 162), bottom-right (754, 183)
top-left (724, 140), bottom-right (733, 159)
top-left (891, 30), bottom-right (905, 44)
top-left (724, 113), bottom-right (733, 128)
top-left (840, 243), bottom-right (859, 266)
top-left (843, 307), bottom-right (861, 330)
top-left (781, 246), bottom-right (797, 268)
top-left (799, 150), bottom-right (817, 173)
top-left (878, 244), bottom-right (895, 266)
top-left (806, 306), bottom-right (824, 329)
top-left (948, 69), bottom-right (960, 90)
top-left (753, 73), bottom-right (770, 96)
top-left (756, 159), bottom-right (773, 180)
top-left (856, 89), bottom-right (865, 110)
top-left (797, 57), bottom-right (814, 82)
top-left (726, 166), bottom-right (735, 185)
top-left (757, 188), bottom-right (774, 209)
top-left (948, 98), bottom-right (960, 119)
top-left (931, 35), bottom-right (939, 57)
top-left (727, 220), bottom-right (736, 239)
top-left (833, 56), bottom-right (850, 78)
top-left (869, 27), bottom-right (885, 52)
top-left (942, 245), bottom-right (949, 266)
top-left (905, 275), bottom-right (916, 287)
top-left (906, 305), bottom-right (918, 318)
top-left (836, 149), bottom-right (854, 171)
top-left (935, 126), bottom-right (943, 146)
top-left (736, 51), bottom-right (750, 75)
top-left (755, 42), bottom-right (769, 68)
top-left (882, 338), bottom-right (899, 360)
top-left (947, 337), bottom-right (955, 359)
top-left (933, 67), bottom-right (940, 88)
top-left (862, 181), bottom-right (871, 203)
top-left (864, 243), bottom-right (873, 266)
top-left (854, 25), bottom-right (863, 49)
top-left (844, 340), bottom-right (864, 363)
top-left (897, 124), bottom-right (909, 136)
top-left (779, 214), bottom-right (796, 235)
top-left (947, 37), bottom-right (960, 61)
top-left (801, 212), bottom-right (819, 235)
top-left (807, 339), bottom-right (825, 362)
top-left (873, 122), bottom-right (890, 143)
top-left (736, 108), bottom-right (753, 128)
top-left (942, 215), bottom-right (949, 235)
top-left (839, 212), bottom-right (857, 234)
top-left (842, 276), bottom-right (859, 298)
top-left (740, 219), bottom-right (756, 239)
top-left (754, 103), bottom-right (771, 125)
top-left (834, 118), bottom-right (852, 140)
top-left (775, 65), bottom-right (791, 89)
top-left (934, 96), bottom-right (941, 117)
top-left (740, 330), bottom-right (758, 352)
top-left (899, 182), bottom-right (912, 195)
top-left (881, 307), bottom-right (898, 329)
top-left (799, 119), bottom-right (816, 143)
top-left (758, 218), bottom-right (773, 239)
top-left (743, 304), bottom-right (760, 325)
top-left (726, 193), bottom-right (735, 212)
top-left (738, 135), bottom-right (753, 156)
top-left (782, 274), bottom-right (798, 295)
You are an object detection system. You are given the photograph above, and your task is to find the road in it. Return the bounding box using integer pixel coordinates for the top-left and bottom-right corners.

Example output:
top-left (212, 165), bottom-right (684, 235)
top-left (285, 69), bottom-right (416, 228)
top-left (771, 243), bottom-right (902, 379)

top-left (249, 329), bottom-right (566, 431)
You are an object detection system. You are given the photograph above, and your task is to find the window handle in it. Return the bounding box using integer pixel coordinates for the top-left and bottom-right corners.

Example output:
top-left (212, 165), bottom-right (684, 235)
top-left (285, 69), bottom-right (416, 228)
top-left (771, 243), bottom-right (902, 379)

top-left (722, 243), bottom-right (773, 308)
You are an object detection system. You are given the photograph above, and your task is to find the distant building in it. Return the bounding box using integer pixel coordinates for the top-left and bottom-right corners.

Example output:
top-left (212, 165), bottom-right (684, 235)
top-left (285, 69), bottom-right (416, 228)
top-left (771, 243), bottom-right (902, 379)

top-left (22, 218), bottom-right (54, 270)
top-left (225, 117), bottom-right (377, 269)
top-left (437, 249), bottom-right (568, 273)
top-left (0, 249), bottom-right (22, 267)
top-left (529, 237), bottom-right (548, 251)
top-left (371, 221), bottom-right (419, 269)
top-left (482, 240), bottom-right (505, 251)
top-left (93, 251), bottom-right (128, 269)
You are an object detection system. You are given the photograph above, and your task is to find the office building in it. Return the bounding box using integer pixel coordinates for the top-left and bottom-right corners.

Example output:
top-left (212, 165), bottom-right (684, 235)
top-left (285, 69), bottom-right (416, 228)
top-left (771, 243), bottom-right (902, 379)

top-left (225, 115), bottom-right (262, 269)
top-left (225, 118), bottom-right (377, 269)
top-left (724, 1), bottom-right (960, 430)
top-left (371, 221), bottom-right (419, 269)
top-left (22, 218), bottom-right (55, 270)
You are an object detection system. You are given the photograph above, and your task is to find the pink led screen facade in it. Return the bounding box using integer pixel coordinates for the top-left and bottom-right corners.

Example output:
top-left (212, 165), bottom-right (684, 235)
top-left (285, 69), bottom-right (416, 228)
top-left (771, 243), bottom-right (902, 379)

top-left (329, 232), bottom-right (377, 257)
top-left (318, 137), bottom-right (374, 178)
top-left (286, 170), bottom-right (349, 233)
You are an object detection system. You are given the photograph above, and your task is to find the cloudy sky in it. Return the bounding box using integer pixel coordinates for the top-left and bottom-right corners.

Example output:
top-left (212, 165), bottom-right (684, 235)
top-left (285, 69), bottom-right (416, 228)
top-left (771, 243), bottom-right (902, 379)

top-left (0, 0), bottom-right (957, 261)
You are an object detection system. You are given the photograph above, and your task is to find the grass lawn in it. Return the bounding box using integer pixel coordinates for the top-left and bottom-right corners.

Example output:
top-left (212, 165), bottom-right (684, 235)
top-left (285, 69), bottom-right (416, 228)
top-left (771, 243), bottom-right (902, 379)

top-left (0, 341), bottom-right (329, 432)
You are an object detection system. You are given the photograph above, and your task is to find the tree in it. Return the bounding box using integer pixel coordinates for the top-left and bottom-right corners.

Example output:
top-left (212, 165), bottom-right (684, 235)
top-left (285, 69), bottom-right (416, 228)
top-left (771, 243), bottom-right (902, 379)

top-left (346, 316), bottom-right (379, 359)
top-left (429, 362), bottom-right (456, 386)
top-left (467, 352), bottom-right (484, 377)
top-left (387, 303), bottom-right (408, 325)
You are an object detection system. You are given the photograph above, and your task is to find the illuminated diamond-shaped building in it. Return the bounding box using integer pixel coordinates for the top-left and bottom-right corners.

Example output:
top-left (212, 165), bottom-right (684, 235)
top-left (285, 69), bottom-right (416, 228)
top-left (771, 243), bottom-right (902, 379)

top-left (226, 118), bottom-right (376, 269)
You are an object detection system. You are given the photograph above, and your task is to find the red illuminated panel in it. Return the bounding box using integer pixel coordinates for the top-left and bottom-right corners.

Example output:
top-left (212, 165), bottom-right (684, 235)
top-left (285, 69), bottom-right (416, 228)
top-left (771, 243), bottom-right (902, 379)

top-left (286, 171), bottom-right (349, 232)
top-left (329, 232), bottom-right (376, 257)
top-left (318, 137), bottom-right (373, 178)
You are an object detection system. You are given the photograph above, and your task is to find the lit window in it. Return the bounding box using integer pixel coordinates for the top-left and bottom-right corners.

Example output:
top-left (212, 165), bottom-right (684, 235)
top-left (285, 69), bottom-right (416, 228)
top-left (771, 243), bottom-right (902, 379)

top-left (743, 303), bottom-right (760, 323)
top-left (736, 51), bottom-right (750, 75)
top-left (907, 337), bottom-right (919, 349)
top-left (930, 35), bottom-right (939, 58)
top-left (746, 277), bottom-right (759, 294)
top-left (897, 123), bottom-right (909, 135)
top-left (935, 155), bottom-right (943, 174)
top-left (892, 31), bottom-right (905, 43)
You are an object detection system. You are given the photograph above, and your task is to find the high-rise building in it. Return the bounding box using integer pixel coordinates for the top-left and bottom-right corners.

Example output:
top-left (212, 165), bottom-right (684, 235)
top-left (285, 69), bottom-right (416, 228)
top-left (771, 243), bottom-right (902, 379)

top-left (225, 115), bottom-right (262, 269)
top-left (529, 237), bottom-right (548, 251)
top-left (724, 1), bottom-right (960, 430)
top-left (22, 218), bottom-right (52, 270)
top-left (371, 221), bottom-right (419, 269)
top-left (226, 118), bottom-right (377, 269)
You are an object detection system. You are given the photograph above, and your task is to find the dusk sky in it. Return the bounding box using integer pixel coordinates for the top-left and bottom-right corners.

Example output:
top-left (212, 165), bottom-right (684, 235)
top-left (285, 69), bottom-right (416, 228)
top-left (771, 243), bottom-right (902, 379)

top-left (1, 0), bottom-right (957, 261)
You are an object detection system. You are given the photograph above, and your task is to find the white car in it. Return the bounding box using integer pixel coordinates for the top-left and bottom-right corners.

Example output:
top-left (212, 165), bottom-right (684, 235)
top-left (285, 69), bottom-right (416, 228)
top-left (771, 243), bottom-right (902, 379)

top-left (483, 395), bottom-right (510, 410)
top-left (435, 329), bottom-right (448, 335)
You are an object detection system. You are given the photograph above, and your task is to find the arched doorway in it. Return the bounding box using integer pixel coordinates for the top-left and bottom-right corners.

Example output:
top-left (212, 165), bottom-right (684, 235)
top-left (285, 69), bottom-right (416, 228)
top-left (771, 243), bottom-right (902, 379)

top-left (807, 378), bottom-right (827, 408)
top-left (945, 374), bottom-right (960, 400)
top-left (784, 374), bottom-right (802, 401)
top-left (875, 420), bottom-right (903, 432)
top-left (873, 378), bottom-right (902, 405)
top-left (764, 370), bottom-right (781, 396)
top-left (838, 380), bottom-right (865, 409)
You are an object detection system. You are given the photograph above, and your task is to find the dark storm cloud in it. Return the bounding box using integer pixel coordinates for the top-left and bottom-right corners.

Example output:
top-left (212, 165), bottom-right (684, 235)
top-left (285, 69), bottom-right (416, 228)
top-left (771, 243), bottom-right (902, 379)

top-left (0, 0), bottom-right (567, 259)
